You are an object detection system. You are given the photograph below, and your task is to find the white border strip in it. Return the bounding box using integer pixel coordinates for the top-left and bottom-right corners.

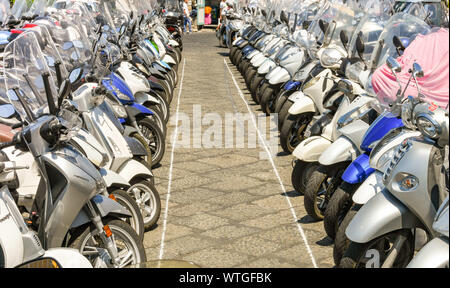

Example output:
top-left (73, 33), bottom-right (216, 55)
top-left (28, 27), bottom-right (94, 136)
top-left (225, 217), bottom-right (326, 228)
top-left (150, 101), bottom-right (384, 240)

top-left (159, 58), bottom-right (186, 260)
top-left (224, 59), bottom-right (318, 268)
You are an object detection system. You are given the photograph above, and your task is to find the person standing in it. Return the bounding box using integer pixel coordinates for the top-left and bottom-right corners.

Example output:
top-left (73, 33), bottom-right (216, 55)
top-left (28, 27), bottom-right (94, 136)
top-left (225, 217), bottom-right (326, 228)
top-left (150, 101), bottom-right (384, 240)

top-left (219, 0), bottom-right (226, 25)
top-left (183, 0), bottom-right (192, 34)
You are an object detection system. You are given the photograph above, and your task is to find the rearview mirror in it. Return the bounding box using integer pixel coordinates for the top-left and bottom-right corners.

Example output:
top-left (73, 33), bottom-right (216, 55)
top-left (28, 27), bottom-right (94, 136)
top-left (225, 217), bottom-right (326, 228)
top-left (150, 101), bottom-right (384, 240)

top-left (386, 56), bottom-right (401, 73)
top-left (261, 10), bottom-right (267, 17)
top-left (356, 32), bottom-right (365, 56)
top-left (393, 36), bottom-right (405, 51)
top-left (280, 11), bottom-right (289, 25)
top-left (58, 80), bottom-right (71, 102)
top-left (412, 63), bottom-right (424, 78)
top-left (69, 68), bottom-right (83, 84)
top-left (0, 104), bottom-right (16, 119)
top-left (319, 20), bottom-right (328, 34)
top-left (340, 30), bottom-right (348, 50)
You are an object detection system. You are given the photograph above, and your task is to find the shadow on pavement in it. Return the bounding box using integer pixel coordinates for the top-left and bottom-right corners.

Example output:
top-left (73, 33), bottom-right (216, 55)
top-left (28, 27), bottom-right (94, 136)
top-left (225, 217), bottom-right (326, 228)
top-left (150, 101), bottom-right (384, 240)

top-left (316, 236), bottom-right (334, 247)
top-left (298, 215), bottom-right (320, 224)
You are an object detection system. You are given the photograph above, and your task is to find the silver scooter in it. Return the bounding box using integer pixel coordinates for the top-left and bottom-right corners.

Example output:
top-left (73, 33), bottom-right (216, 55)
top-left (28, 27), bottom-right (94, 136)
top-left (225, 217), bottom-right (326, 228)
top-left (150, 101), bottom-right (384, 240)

top-left (1, 32), bottom-right (146, 268)
top-left (341, 60), bottom-right (449, 268)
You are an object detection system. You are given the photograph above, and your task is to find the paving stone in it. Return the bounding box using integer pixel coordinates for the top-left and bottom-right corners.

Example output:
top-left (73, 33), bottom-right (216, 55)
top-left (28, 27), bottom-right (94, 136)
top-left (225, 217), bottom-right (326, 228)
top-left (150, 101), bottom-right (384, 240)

top-left (200, 225), bottom-right (260, 240)
top-left (171, 213), bottom-right (230, 230)
top-left (184, 248), bottom-right (251, 268)
top-left (169, 202), bottom-right (224, 217)
top-left (205, 191), bottom-right (261, 206)
top-left (169, 187), bottom-right (225, 204)
top-left (210, 203), bottom-right (274, 221)
top-left (224, 235), bottom-right (282, 258)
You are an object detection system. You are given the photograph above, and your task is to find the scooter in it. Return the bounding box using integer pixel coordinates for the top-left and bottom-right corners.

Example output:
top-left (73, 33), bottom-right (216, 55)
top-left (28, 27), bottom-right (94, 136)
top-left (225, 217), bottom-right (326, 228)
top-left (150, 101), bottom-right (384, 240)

top-left (340, 60), bottom-right (449, 268)
top-left (2, 31), bottom-right (146, 267)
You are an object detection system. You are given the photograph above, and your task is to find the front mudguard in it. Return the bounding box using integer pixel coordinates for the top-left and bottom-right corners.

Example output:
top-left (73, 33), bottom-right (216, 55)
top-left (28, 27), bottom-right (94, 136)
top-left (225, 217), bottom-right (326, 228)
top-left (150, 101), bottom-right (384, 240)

top-left (352, 171), bottom-right (385, 205)
top-left (43, 248), bottom-right (93, 268)
top-left (406, 237), bottom-right (449, 268)
top-left (70, 195), bottom-right (132, 229)
top-left (162, 54), bottom-right (177, 65)
top-left (342, 153), bottom-right (375, 184)
top-left (288, 94), bottom-right (316, 115)
top-left (135, 91), bottom-right (161, 106)
top-left (117, 159), bottom-right (153, 184)
top-left (346, 189), bottom-right (423, 243)
top-left (319, 136), bottom-right (358, 166)
top-left (292, 136), bottom-right (332, 162)
top-left (99, 168), bottom-right (130, 190)
top-left (245, 49), bottom-right (259, 60)
top-left (267, 67), bottom-right (290, 85)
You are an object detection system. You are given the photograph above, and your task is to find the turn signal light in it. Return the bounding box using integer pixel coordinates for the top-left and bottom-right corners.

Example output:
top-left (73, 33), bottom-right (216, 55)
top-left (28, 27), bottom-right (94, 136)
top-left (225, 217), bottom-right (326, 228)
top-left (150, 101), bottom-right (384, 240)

top-left (103, 225), bottom-right (113, 238)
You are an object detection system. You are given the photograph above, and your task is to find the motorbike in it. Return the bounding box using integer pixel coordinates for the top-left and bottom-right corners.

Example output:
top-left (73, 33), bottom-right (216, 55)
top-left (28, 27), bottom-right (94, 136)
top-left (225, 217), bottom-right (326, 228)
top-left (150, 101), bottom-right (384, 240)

top-left (1, 31), bottom-right (147, 267)
top-left (340, 58), bottom-right (449, 268)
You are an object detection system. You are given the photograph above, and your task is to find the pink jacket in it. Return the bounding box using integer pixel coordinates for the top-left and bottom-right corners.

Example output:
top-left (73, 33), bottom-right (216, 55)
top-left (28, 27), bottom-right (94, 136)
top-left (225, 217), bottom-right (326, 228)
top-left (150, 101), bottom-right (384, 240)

top-left (372, 28), bottom-right (449, 108)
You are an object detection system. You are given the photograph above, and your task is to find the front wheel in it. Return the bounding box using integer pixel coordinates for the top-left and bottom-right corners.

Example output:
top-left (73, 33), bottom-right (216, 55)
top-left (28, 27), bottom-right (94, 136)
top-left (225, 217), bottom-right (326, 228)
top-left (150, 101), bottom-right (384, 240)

top-left (339, 230), bottom-right (414, 268)
top-left (109, 189), bottom-right (145, 242)
top-left (280, 112), bottom-right (314, 154)
top-left (129, 179), bottom-right (161, 229)
top-left (333, 205), bottom-right (360, 266)
top-left (304, 167), bottom-right (342, 221)
top-left (291, 161), bottom-right (319, 195)
top-left (137, 118), bottom-right (166, 167)
top-left (323, 182), bottom-right (357, 240)
top-left (69, 218), bottom-right (147, 268)
top-left (260, 85), bottom-right (276, 115)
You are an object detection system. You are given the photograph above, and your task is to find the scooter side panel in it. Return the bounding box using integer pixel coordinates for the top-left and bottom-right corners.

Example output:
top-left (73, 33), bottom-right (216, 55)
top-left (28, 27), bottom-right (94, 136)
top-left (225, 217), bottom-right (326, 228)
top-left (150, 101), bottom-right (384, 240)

top-left (117, 159), bottom-right (153, 183)
top-left (352, 171), bottom-right (385, 205)
top-left (292, 136), bottom-right (332, 162)
top-left (43, 248), bottom-right (93, 268)
top-left (288, 95), bottom-right (316, 115)
top-left (99, 168), bottom-right (130, 189)
top-left (319, 136), bottom-right (357, 166)
top-left (346, 189), bottom-right (421, 243)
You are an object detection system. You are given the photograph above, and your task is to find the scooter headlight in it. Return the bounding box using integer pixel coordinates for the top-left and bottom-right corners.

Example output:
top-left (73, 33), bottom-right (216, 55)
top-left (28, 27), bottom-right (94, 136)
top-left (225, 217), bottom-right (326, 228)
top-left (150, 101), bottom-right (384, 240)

top-left (320, 48), bottom-right (344, 69)
top-left (416, 115), bottom-right (440, 139)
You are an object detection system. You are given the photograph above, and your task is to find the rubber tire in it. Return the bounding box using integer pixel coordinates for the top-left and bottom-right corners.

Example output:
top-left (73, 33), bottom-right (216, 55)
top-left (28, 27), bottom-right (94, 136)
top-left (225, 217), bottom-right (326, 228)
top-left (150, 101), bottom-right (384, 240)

top-left (69, 218), bottom-right (147, 267)
top-left (110, 189), bottom-right (145, 242)
top-left (234, 50), bottom-right (243, 66)
top-left (278, 100), bottom-right (293, 130)
top-left (260, 85), bottom-right (276, 115)
top-left (257, 81), bottom-right (270, 104)
top-left (242, 60), bottom-right (251, 76)
top-left (137, 118), bottom-right (166, 168)
top-left (280, 113), bottom-right (314, 154)
top-left (304, 168), bottom-right (329, 221)
top-left (129, 179), bottom-right (161, 229)
top-left (291, 161), bottom-right (319, 195)
top-left (323, 183), bottom-right (356, 240)
top-left (339, 230), bottom-right (414, 268)
top-left (250, 74), bottom-right (265, 103)
top-left (238, 59), bottom-right (247, 74)
top-left (245, 67), bottom-right (257, 88)
top-left (230, 46), bottom-right (238, 63)
top-left (146, 106), bottom-right (167, 136)
top-left (333, 205), bottom-right (360, 266)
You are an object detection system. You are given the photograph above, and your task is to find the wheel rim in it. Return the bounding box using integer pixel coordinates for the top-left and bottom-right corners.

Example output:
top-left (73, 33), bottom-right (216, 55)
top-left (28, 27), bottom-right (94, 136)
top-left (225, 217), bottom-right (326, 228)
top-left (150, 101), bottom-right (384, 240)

top-left (129, 183), bottom-right (157, 225)
top-left (139, 123), bottom-right (161, 162)
top-left (79, 225), bottom-right (141, 268)
top-left (287, 115), bottom-right (311, 151)
top-left (113, 194), bottom-right (140, 236)
top-left (354, 233), bottom-right (413, 268)
top-left (315, 177), bottom-right (331, 214)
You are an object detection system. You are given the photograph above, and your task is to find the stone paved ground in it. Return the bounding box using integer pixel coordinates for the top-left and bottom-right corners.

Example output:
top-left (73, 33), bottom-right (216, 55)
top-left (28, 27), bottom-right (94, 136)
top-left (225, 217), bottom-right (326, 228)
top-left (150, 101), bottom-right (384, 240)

top-left (144, 30), bottom-right (334, 268)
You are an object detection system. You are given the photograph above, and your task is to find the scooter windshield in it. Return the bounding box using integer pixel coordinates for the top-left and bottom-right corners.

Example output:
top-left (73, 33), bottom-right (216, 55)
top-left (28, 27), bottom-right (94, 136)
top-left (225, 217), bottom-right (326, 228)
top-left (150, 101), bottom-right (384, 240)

top-left (2, 32), bottom-right (58, 122)
top-left (394, 0), bottom-right (449, 27)
top-left (47, 10), bottom-right (94, 71)
top-left (0, 0), bottom-right (9, 26)
top-left (25, 0), bottom-right (46, 18)
top-left (320, 4), bottom-right (360, 49)
top-left (348, 14), bottom-right (390, 63)
top-left (369, 13), bottom-right (431, 70)
top-left (10, 0), bottom-right (27, 21)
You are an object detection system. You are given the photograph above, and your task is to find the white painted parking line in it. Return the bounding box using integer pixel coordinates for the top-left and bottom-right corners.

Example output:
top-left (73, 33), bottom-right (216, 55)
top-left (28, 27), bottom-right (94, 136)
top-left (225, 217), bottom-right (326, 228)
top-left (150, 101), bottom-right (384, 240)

top-left (224, 59), bottom-right (318, 268)
top-left (159, 58), bottom-right (186, 260)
